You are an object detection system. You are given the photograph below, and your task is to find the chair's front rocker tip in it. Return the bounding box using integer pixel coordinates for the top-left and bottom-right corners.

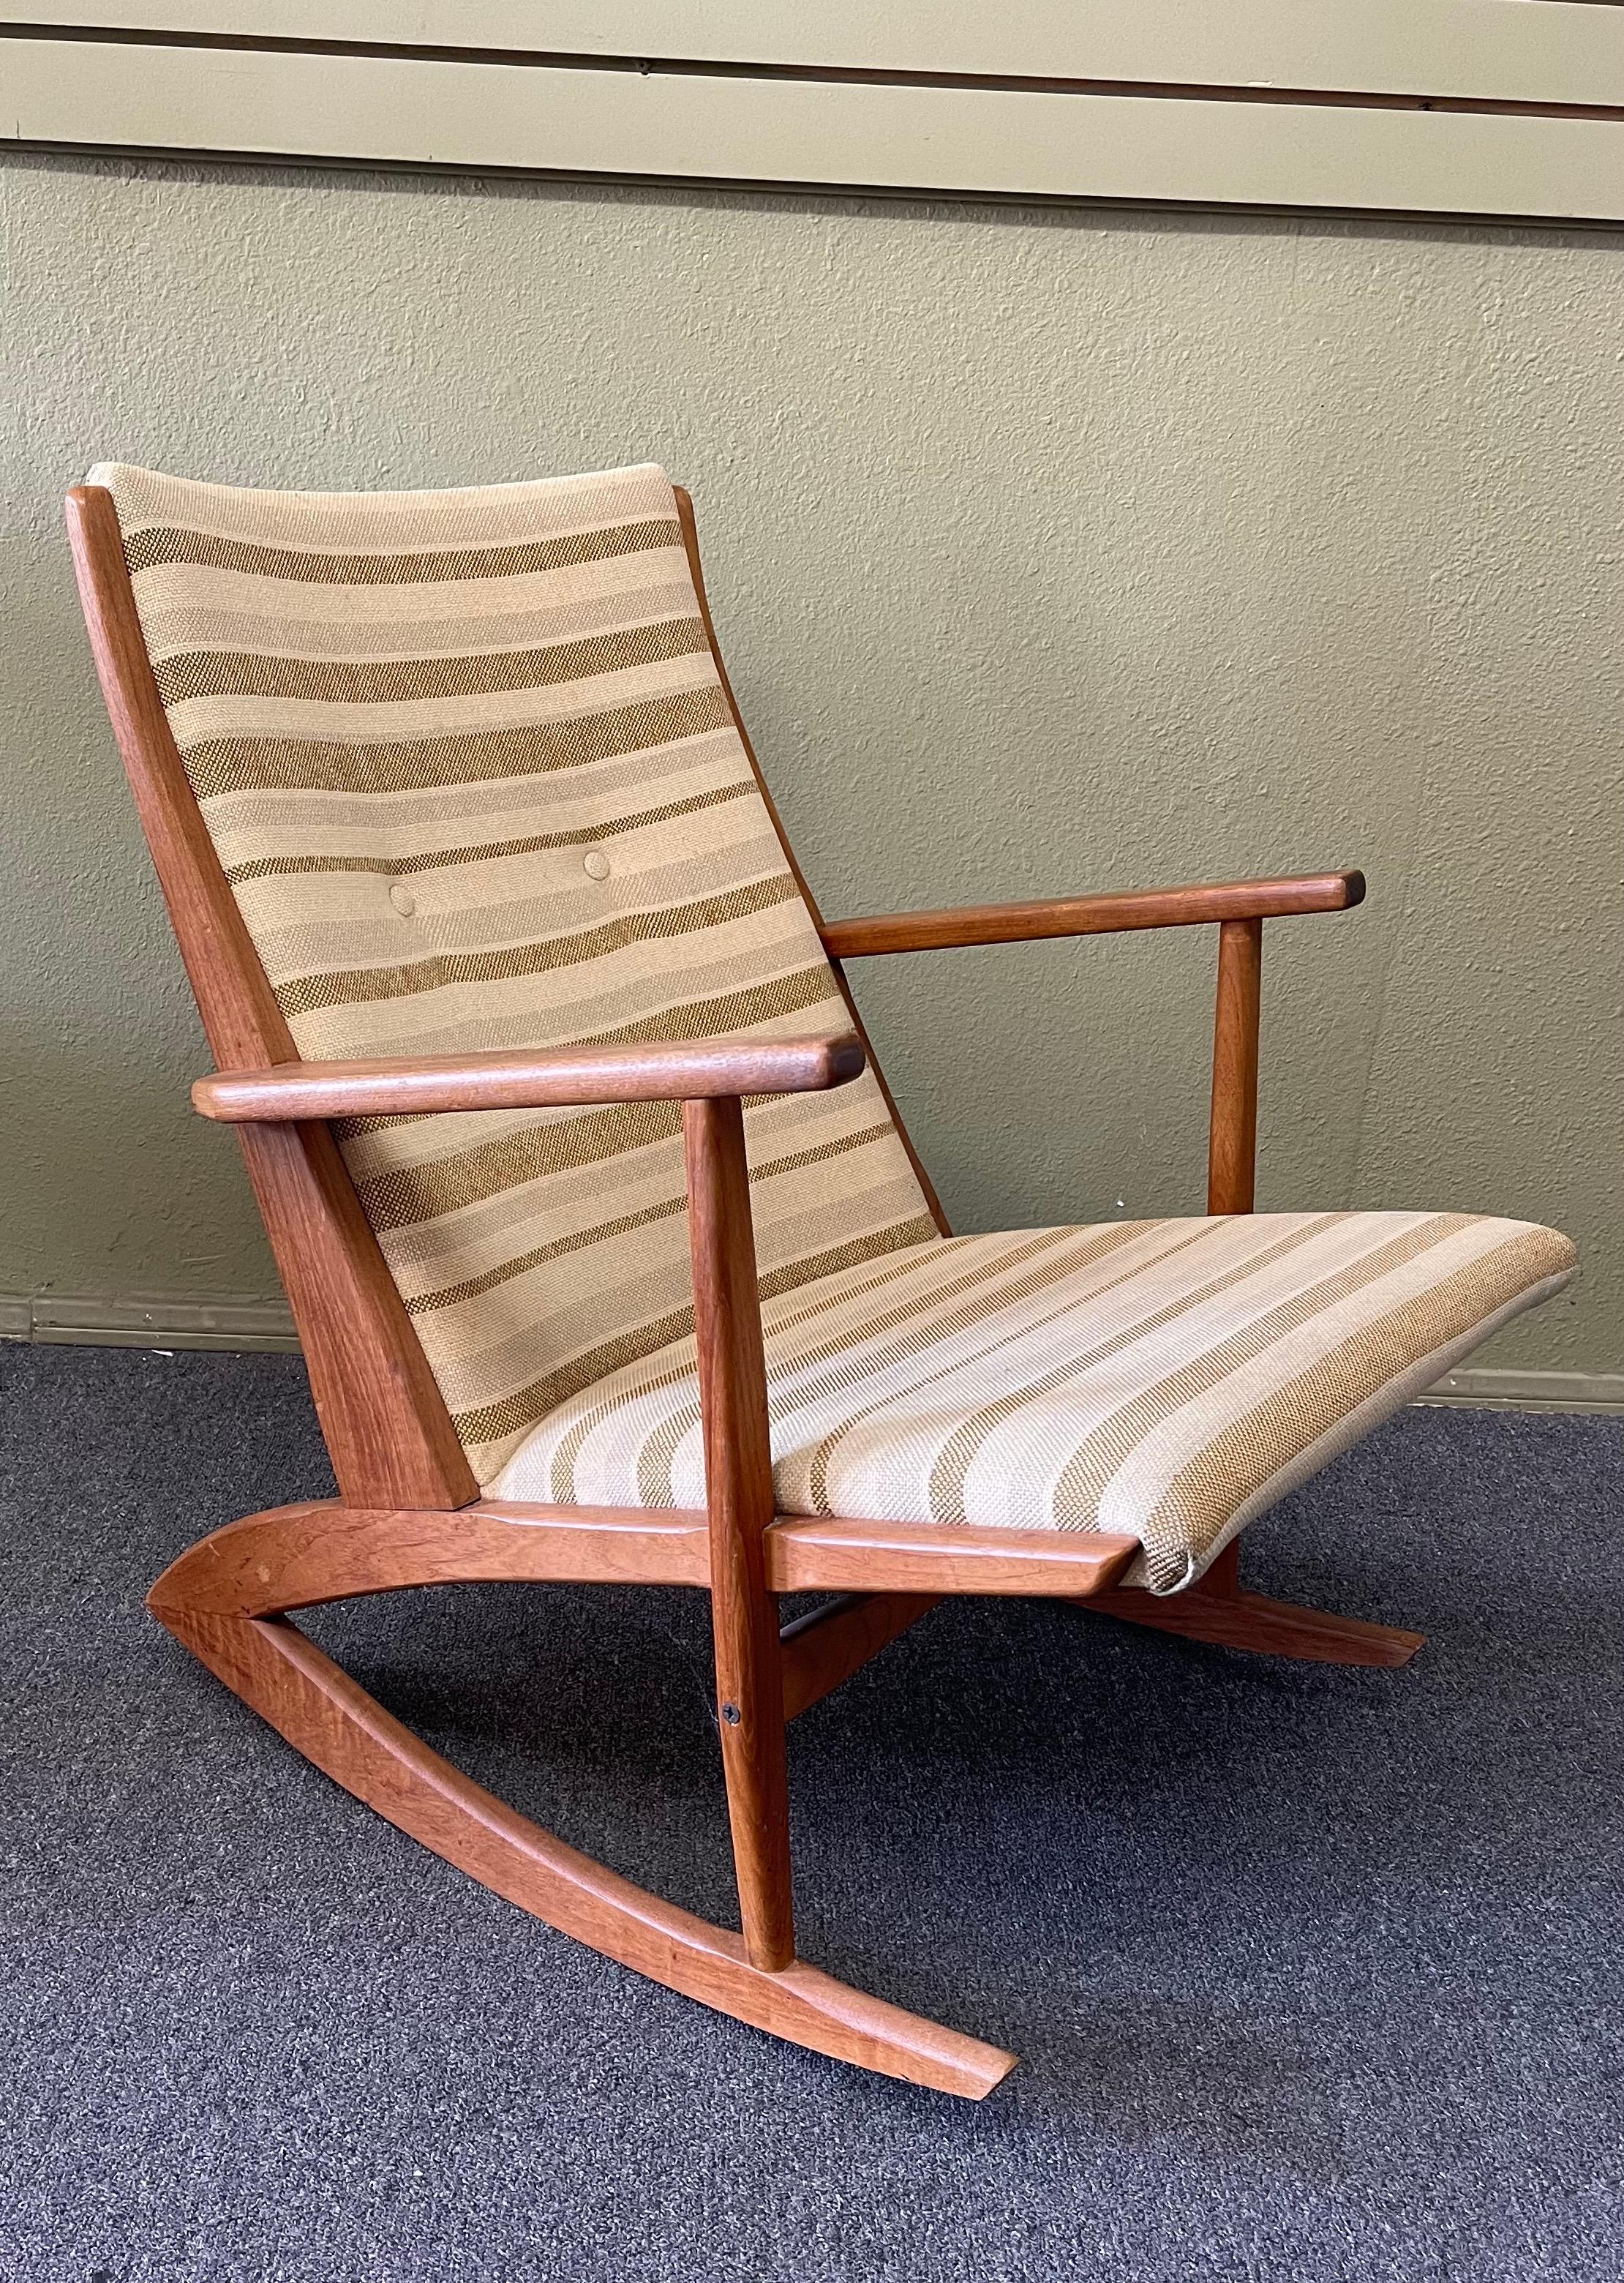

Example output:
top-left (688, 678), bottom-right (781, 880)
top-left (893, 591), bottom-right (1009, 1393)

top-left (760, 1958), bottom-right (1020, 2098)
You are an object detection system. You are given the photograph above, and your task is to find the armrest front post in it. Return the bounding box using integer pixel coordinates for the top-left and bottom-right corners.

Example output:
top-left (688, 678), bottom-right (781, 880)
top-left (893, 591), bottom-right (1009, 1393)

top-left (683, 1095), bottom-right (795, 1972)
top-left (1208, 918), bottom-right (1263, 1214)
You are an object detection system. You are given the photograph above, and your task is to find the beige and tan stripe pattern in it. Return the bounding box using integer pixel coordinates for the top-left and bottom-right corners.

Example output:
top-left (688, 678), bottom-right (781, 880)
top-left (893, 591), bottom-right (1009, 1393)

top-left (95, 460), bottom-right (936, 1483)
top-left (97, 456), bottom-right (1577, 1583)
top-left (494, 1212), bottom-right (1576, 1592)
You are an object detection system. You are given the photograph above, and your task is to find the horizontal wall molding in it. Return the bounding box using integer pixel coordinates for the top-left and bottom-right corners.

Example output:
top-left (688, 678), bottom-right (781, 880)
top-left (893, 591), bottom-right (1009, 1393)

top-left (4, 6), bottom-right (1624, 223)
top-left (3, 1292), bottom-right (1620, 1409)
top-left (8, 3), bottom-right (1624, 110)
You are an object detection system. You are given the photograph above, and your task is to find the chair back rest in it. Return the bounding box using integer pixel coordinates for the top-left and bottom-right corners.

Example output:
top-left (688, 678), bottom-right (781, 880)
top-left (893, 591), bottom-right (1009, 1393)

top-left (91, 460), bottom-right (937, 1485)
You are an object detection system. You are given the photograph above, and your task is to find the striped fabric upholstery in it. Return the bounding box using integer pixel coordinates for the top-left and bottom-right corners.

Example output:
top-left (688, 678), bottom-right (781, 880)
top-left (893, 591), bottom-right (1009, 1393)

top-left (95, 458), bottom-right (1577, 1592)
top-left (495, 1212), bottom-right (1576, 1592)
top-left (94, 461), bottom-right (936, 1485)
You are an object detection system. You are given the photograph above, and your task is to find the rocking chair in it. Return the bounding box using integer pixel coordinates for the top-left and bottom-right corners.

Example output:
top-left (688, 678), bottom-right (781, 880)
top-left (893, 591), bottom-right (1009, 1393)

top-left (67, 460), bottom-right (1575, 2096)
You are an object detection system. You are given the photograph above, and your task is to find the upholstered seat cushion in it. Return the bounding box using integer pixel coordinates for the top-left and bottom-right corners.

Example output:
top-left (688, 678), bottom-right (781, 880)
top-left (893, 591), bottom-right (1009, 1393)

top-left (493, 1210), bottom-right (1576, 1592)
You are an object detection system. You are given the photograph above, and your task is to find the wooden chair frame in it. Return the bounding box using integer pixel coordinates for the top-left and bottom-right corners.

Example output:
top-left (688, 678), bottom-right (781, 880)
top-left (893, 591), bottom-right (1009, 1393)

top-left (67, 480), bottom-right (1418, 2099)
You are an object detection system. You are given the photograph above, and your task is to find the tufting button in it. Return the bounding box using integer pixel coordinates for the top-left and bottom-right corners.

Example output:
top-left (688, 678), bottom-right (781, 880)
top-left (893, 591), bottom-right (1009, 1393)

top-left (582, 850), bottom-right (611, 882)
top-left (389, 882), bottom-right (416, 917)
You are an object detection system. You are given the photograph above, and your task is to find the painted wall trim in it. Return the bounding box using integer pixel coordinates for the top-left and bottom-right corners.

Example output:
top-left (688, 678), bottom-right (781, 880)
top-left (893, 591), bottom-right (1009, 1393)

top-left (4, 1292), bottom-right (301, 1352)
top-left (4, 12), bottom-right (1624, 224)
top-left (2, 1292), bottom-right (1619, 1408)
top-left (1415, 1368), bottom-right (1624, 1415)
top-left (7, 2), bottom-right (1624, 110)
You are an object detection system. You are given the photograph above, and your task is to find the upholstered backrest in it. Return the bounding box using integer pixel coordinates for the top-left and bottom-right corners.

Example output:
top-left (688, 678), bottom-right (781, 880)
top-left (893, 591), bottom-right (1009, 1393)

top-left (92, 461), bottom-right (938, 1485)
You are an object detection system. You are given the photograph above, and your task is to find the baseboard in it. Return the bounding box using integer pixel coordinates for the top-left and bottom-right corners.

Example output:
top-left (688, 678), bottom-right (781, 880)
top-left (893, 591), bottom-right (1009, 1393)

top-left (2, 1294), bottom-right (1620, 1410)
top-left (3, 1292), bottom-right (300, 1353)
top-left (1413, 1366), bottom-right (1624, 1415)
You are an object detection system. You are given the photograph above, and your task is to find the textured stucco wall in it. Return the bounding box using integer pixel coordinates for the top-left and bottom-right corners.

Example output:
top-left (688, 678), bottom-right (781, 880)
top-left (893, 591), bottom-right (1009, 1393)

top-left (2, 150), bottom-right (1619, 1368)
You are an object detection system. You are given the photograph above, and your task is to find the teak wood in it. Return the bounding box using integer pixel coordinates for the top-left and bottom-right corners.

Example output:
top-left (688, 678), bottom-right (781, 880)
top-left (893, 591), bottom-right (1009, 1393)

top-left (1208, 917), bottom-right (1264, 1215)
top-left (193, 1033), bottom-right (867, 1122)
top-left (779, 1593), bottom-right (942, 1722)
top-left (1069, 1541), bottom-right (1424, 1668)
top-left (819, 869), bottom-right (1364, 959)
top-left (67, 481), bottom-right (474, 1515)
top-left (154, 1600), bottom-right (1014, 2097)
top-left (685, 1094), bottom-right (795, 1971)
top-left (69, 473), bottom-right (1410, 2099)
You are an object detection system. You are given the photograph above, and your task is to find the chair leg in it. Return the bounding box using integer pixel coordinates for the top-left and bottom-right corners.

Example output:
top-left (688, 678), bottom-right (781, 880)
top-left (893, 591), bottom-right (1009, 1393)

top-left (1069, 1541), bottom-right (1425, 1668)
top-left (149, 1570), bottom-right (1015, 2097)
top-left (708, 1565), bottom-right (795, 1971)
top-left (684, 1094), bottom-right (799, 1972)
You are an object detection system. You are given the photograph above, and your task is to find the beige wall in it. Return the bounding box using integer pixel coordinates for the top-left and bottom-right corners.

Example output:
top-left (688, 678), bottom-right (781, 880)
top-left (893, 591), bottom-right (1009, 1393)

top-left (2, 150), bottom-right (1619, 1372)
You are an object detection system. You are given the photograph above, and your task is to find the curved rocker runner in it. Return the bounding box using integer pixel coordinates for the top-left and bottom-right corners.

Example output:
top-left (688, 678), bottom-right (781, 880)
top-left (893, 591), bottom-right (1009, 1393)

top-left (68, 461), bottom-right (1575, 2096)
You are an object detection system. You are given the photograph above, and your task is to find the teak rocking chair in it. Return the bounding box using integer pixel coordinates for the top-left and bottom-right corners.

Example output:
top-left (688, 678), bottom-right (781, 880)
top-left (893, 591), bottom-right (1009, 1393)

top-left (68, 460), bottom-right (1575, 2099)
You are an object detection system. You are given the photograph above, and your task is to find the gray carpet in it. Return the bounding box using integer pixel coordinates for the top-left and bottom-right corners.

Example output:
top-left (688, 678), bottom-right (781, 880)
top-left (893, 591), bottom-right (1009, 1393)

top-left (2, 1343), bottom-right (1620, 2282)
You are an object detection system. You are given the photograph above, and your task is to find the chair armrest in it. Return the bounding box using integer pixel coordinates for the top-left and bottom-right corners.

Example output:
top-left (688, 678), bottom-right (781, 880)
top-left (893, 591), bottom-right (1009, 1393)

top-left (820, 870), bottom-right (1364, 959)
top-left (192, 1032), bottom-right (866, 1122)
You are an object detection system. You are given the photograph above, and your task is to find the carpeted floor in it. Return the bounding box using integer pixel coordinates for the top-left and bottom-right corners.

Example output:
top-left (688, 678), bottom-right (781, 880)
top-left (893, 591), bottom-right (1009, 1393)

top-left (2, 1343), bottom-right (1620, 2282)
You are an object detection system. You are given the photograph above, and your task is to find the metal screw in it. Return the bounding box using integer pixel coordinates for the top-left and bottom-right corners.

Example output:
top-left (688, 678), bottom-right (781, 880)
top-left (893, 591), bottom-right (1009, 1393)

top-left (720, 1701), bottom-right (742, 1726)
